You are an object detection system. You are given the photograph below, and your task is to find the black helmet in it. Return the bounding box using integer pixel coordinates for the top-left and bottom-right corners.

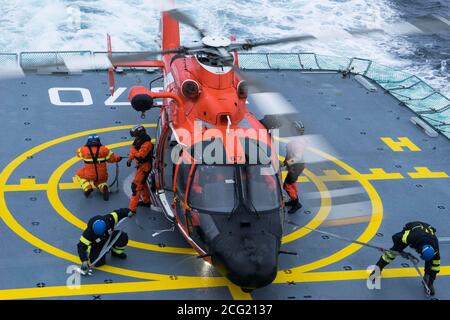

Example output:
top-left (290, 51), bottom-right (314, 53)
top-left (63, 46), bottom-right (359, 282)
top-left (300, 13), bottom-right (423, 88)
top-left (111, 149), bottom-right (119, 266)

top-left (130, 125), bottom-right (146, 138)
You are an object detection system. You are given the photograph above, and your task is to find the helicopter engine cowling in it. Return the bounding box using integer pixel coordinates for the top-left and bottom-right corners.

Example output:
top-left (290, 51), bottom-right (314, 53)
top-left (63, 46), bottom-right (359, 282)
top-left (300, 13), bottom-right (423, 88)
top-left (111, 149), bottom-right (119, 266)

top-left (128, 86), bottom-right (154, 114)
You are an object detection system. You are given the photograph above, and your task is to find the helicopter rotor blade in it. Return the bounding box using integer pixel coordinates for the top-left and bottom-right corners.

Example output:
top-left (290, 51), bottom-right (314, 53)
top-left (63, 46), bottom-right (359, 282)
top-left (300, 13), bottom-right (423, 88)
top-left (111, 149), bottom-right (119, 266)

top-left (166, 8), bottom-right (207, 38)
top-left (19, 47), bottom-right (192, 72)
top-left (231, 15), bottom-right (449, 51)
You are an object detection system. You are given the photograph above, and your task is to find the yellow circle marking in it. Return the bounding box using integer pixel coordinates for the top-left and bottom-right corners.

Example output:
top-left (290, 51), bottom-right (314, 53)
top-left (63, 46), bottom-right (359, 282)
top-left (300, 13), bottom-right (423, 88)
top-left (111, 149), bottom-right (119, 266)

top-left (0, 126), bottom-right (382, 288)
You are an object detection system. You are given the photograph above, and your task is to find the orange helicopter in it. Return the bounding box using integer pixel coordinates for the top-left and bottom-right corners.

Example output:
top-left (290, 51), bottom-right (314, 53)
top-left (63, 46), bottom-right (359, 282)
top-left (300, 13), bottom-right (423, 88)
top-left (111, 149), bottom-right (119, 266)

top-left (101, 9), bottom-right (311, 292)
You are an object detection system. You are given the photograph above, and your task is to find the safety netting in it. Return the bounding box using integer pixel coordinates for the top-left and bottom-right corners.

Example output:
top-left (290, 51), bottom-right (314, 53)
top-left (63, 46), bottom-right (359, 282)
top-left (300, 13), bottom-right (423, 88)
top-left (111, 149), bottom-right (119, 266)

top-left (241, 53), bottom-right (450, 139)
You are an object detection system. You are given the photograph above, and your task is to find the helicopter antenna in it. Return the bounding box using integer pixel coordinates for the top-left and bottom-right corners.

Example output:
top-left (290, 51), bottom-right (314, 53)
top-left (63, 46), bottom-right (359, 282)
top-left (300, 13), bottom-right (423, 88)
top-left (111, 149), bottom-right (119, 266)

top-left (226, 115), bottom-right (232, 134)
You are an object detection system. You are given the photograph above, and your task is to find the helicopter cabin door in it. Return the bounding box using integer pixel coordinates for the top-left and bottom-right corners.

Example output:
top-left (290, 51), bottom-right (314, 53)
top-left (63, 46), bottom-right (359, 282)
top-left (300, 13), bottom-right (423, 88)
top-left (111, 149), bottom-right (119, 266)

top-left (158, 127), bottom-right (184, 223)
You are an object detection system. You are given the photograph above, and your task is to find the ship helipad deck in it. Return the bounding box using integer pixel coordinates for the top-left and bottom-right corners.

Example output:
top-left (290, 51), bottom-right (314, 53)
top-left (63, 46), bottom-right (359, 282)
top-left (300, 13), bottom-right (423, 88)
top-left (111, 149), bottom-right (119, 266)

top-left (0, 60), bottom-right (449, 299)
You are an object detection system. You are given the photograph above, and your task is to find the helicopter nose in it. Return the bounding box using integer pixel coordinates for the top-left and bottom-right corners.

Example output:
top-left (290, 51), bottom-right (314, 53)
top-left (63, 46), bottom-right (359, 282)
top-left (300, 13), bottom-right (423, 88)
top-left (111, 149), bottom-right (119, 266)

top-left (212, 233), bottom-right (279, 290)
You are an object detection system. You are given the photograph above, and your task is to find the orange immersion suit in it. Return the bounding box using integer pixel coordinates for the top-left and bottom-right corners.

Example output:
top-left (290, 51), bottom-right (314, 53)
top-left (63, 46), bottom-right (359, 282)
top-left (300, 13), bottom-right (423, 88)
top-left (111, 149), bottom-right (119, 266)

top-left (128, 135), bottom-right (153, 212)
top-left (283, 140), bottom-right (306, 201)
top-left (75, 145), bottom-right (121, 193)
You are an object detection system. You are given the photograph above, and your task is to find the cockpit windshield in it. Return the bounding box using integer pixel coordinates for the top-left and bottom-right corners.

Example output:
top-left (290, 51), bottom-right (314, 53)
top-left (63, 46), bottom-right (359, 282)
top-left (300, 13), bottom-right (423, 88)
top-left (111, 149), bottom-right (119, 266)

top-left (243, 164), bottom-right (281, 212)
top-left (188, 164), bottom-right (281, 214)
top-left (189, 165), bottom-right (237, 213)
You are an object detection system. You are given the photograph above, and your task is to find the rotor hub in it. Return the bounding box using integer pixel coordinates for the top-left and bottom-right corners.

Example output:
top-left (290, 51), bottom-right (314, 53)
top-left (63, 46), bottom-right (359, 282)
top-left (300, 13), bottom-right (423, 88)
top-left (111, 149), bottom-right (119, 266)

top-left (201, 36), bottom-right (231, 48)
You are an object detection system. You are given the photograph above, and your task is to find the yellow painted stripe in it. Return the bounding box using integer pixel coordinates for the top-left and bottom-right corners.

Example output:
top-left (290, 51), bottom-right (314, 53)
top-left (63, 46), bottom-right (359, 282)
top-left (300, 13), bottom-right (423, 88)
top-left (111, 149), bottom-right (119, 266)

top-left (408, 167), bottom-right (449, 179)
top-left (275, 266), bottom-right (450, 284)
top-left (2, 265), bottom-right (450, 300)
top-left (363, 168), bottom-right (404, 180)
top-left (0, 277), bottom-right (229, 300)
top-left (227, 284), bottom-right (253, 300)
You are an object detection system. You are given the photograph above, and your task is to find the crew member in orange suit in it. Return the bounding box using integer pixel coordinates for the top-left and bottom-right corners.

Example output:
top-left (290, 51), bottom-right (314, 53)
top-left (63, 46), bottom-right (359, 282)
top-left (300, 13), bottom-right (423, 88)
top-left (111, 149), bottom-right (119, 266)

top-left (74, 134), bottom-right (122, 200)
top-left (127, 125), bottom-right (153, 213)
top-left (283, 139), bottom-right (306, 214)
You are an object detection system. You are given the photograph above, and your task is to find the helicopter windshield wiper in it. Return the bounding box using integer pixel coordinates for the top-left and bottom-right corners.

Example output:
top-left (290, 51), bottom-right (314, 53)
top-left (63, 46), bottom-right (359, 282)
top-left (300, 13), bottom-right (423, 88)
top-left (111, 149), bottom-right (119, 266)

top-left (228, 170), bottom-right (240, 220)
top-left (242, 166), bottom-right (261, 219)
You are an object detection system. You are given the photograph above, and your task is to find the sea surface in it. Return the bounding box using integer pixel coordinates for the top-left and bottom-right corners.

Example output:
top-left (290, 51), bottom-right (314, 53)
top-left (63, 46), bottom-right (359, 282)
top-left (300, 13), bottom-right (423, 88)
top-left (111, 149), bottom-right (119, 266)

top-left (0, 0), bottom-right (448, 95)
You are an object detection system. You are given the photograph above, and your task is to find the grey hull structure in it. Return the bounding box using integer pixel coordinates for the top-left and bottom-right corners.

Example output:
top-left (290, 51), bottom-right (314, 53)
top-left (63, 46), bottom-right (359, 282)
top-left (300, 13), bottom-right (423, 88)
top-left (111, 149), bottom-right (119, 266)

top-left (0, 53), bottom-right (449, 300)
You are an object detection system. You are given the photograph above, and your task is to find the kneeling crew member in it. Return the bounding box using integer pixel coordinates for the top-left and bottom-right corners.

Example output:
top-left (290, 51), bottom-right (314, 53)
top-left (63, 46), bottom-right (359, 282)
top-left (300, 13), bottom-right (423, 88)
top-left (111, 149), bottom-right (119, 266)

top-left (74, 134), bottom-right (122, 200)
top-left (127, 125), bottom-right (154, 213)
top-left (78, 208), bottom-right (133, 273)
top-left (373, 221), bottom-right (440, 295)
top-left (283, 140), bottom-right (306, 214)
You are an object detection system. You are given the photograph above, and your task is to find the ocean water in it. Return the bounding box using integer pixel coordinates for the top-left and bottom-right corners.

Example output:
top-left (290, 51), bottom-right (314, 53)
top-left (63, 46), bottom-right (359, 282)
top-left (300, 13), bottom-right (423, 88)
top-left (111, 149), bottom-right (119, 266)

top-left (0, 0), bottom-right (448, 96)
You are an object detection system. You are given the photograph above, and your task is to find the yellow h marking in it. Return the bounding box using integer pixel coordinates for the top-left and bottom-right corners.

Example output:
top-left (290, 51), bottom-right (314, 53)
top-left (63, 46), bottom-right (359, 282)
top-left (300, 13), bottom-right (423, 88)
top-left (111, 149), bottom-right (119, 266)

top-left (381, 137), bottom-right (421, 152)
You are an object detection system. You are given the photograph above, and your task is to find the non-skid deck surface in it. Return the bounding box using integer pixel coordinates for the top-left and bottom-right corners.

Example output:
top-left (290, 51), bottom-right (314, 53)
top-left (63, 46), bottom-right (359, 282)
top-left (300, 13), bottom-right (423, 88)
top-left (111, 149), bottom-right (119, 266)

top-left (0, 70), bottom-right (449, 300)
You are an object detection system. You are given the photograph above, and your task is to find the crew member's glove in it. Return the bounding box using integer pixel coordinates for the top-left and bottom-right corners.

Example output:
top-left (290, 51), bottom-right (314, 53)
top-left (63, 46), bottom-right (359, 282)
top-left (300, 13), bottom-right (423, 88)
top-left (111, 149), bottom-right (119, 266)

top-left (127, 160), bottom-right (132, 167)
top-left (81, 261), bottom-right (90, 272)
top-left (117, 156), bottom-right (123, 162)
top-left (128, 209), bottom-right (136, 217)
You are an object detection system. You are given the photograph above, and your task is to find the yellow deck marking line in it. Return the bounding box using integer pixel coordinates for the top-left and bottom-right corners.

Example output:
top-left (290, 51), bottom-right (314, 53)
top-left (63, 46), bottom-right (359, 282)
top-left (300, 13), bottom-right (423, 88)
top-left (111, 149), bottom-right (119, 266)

top-left (319, 169), bottom-right (404, 181)
top-left (47, 141), bottom-right (196, 255)
top-left (2, 265), bottom-right (450, 300)
top-left (408, 166), bottom-right (449, 179)
top-left (0, 276), bottom-right (229, 300)
top-left (227, 284), bottom-right (253, 300)
top-left (362, 168), bottom-right (404, 180)
top-left (5, 166), bottom-right (448, 193)
top-left (381, 137), bottom-right (421, 152)
top-left (275, 265), bottom-right (450, 283)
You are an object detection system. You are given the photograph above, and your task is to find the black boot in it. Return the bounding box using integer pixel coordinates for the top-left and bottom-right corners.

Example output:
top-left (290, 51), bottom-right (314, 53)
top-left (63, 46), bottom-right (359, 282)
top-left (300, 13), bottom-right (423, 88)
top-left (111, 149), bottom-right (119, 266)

top-left (288, 199), bottom-right (302, 214)
top-left (423, 274), bottom-right (435, 296)
top-left (111, 251), bottom-right (127, 259)
top-left (84, 188), bottom-right (93, 198)
top-left (138, 201), bottom-right (150, 207)
top-left (284, 199), bottom-right (296, 207)
top-left (101, 185), bottom-right (110, 201)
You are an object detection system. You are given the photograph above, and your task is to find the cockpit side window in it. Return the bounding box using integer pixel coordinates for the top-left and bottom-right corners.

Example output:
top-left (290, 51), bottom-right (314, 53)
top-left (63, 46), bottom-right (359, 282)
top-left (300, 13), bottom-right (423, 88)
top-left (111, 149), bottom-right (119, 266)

top-left (176, 162), bottom-right (190, 200)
